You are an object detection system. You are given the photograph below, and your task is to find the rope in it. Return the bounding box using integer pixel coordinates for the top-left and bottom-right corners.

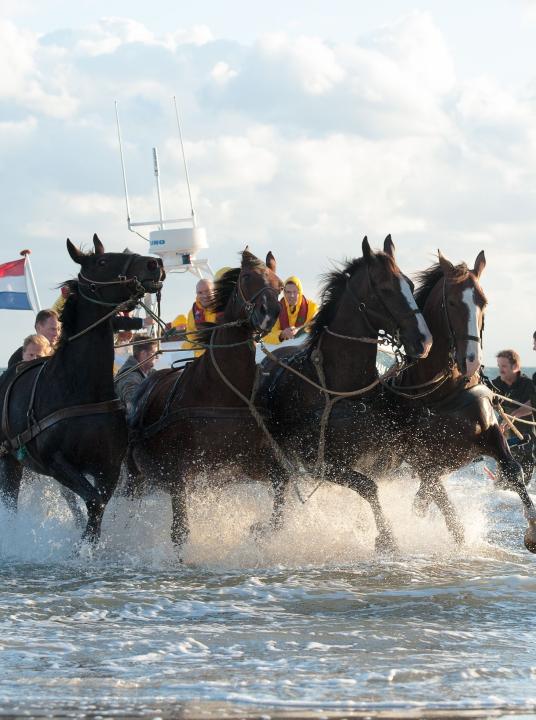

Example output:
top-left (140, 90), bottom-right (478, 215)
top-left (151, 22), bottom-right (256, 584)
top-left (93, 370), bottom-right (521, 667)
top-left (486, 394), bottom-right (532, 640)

top-left (258, 340), bottom-right (404, 398)
top-left (207, 332), bottom-right (307, 502)
top-left (497, 405), bottom-right (525, 440)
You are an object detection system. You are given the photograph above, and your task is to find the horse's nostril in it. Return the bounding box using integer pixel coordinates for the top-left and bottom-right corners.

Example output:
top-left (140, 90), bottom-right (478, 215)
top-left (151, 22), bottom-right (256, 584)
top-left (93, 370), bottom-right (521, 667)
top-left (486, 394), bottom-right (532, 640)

top-left (147, 259), bottom-right (158, 272)
top-left (467, 353), bottom-right (475, 363)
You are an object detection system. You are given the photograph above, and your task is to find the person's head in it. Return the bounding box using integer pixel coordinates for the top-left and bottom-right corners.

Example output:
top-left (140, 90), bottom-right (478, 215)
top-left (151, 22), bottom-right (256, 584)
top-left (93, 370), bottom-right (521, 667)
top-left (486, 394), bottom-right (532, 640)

top-left (22, 334), bottom-right (52, 361)
top-left (283, 276), bottom-right (303, 309)
top-left (195, 279), bottom-right (213, 308)
top-left (497, 349), bottom-right (521, 383)
top-left (132, 335), bottom-right (158, 373)
top-left (34, 309), bottom-right (60, 345)
top-left (533, 330), bottom-right (536, 352)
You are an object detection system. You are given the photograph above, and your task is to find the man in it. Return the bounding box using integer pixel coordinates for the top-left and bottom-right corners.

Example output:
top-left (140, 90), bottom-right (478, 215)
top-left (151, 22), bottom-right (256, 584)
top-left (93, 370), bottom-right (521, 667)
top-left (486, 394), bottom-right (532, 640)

top-left (8, 309), bottom-right (60, 367)
top-left (114, 335), bottom-right (158, 415)
top-left (177, 278), bottom-right (217, 357)
top-left (494, 349), bottom-right (536, 439)
top-left (264, 275), bottom-right (318, 344)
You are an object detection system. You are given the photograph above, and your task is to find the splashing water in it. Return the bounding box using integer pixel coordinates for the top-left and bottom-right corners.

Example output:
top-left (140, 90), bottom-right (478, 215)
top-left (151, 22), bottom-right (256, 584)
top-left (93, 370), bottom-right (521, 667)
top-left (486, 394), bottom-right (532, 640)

top-left (0, 465), bottom-right (535, 717)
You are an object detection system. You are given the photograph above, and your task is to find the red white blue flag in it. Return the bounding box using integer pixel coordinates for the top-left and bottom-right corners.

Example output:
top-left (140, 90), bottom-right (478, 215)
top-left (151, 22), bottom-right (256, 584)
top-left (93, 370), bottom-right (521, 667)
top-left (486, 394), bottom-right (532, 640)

top-left (0, 258), bottom-right (32, 310)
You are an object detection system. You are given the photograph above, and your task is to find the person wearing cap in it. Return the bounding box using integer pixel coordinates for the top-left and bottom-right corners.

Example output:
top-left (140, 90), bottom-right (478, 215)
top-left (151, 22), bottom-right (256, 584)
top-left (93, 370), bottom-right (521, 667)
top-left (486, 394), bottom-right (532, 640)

top-left (264, 275), bottom-right (318, 344)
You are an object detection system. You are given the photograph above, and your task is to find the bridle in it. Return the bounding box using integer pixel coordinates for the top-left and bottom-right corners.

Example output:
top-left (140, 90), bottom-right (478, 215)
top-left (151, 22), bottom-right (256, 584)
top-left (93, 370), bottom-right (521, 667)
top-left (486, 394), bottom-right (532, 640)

top-left (67, 254), bottom-right (162, 342)
top-left (326, 263), bottom-right (422, 354)
top-left (441, 278), bottom-right (483, 369)
top-left (77, 253), bottom-right (160, 307)
top-left (233, 269), bottom-right (280, 331)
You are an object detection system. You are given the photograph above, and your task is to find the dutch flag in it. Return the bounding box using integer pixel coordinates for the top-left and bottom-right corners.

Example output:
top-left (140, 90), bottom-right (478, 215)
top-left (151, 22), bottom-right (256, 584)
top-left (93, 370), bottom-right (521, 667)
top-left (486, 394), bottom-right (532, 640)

top-left (0, 258), bottom-right (33, 311)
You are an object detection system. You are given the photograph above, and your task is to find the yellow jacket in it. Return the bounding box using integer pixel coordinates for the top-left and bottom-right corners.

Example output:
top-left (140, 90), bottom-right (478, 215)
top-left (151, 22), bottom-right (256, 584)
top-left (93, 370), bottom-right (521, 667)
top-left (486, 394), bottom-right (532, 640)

top-left (179, 301), bottom-right (218, 357)
top-left (263, 275), bottom-right (318, 344)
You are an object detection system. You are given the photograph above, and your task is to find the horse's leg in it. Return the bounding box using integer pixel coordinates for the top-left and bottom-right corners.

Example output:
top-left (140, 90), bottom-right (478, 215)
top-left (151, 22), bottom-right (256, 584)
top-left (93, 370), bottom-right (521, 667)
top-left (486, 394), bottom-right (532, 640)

top-left (342, 468), bottom-right (397, 553)
top-left (170, 483), bottom-right (189, 558)
top-left (58, 486), bottom-right (85, 529)
top-left (49, 452), bottom-right (105, 543)
top-left (413, 475), bottom-right (464, 545)
top-left (0, 455), bottom-right (23, 511)
top-left (251, 469), bottom-right (287, 540)
top-left (480, 425), bottom-right (536, 552)
top-left (123, 444), bottom-right (146, 499)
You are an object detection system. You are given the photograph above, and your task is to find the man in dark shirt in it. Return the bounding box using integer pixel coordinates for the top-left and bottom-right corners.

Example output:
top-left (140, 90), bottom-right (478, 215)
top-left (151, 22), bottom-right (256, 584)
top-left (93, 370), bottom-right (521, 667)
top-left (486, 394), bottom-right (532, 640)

top-left (493, 349), bottom-right (536, 440)
top-left (8, 309), bottom-right (61, 367)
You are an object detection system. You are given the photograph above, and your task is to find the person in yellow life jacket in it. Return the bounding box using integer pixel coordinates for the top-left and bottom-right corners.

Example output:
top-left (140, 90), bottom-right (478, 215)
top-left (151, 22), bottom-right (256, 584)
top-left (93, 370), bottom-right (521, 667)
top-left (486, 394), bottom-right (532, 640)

top-left (264, 275), bottom-right (318, 344)
top-left (179, 278), bottom-right (219, 357)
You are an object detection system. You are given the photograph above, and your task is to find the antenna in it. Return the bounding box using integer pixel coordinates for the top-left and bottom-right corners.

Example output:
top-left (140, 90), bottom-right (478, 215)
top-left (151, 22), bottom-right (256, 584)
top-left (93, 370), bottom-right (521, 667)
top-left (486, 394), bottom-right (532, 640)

top-left (114, 99), bottom-right (212, 279)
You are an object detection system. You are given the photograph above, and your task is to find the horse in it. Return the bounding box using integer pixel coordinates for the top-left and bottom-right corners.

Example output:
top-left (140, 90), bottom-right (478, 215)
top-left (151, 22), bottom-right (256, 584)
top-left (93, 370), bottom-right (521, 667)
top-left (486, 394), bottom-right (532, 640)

top-left (255, 236), bottom-right (433, 552)
top-left (128, 249), bottom-right (283, 552)
top-left (0, 235), bottom-right (164, 544)
top-left (358, 249), bottom-right (536, 552)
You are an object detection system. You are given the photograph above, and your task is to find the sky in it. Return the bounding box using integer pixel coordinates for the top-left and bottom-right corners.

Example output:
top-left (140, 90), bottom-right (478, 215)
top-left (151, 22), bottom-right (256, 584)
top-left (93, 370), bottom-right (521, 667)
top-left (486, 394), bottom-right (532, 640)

top-left (1, 0), bottom-right (536, 368)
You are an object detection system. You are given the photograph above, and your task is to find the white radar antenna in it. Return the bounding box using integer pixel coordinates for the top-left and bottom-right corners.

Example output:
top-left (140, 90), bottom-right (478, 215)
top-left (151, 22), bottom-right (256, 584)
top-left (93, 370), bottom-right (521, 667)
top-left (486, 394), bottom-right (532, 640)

top-left (115, 98), bottom-right (213, 280)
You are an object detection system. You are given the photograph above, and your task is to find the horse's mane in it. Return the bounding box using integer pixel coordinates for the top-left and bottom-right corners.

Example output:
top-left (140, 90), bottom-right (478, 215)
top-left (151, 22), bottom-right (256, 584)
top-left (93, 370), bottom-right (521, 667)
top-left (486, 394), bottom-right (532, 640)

top-left (414, 262), bottom-right (470, 310)
top-left (56, 279), bottom-right (79, 349)
top-left (306, 252), bottom-right (399, 348)
top-left (209, 268), bottom-right (241, 314)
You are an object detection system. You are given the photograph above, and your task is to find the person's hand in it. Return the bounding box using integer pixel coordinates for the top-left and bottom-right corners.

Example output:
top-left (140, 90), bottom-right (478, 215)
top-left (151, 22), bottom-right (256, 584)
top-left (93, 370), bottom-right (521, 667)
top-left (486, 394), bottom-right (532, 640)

top-left (280, 326), bottom-right (297, 341)
top-left (143, 317), bottom-right (155, 327)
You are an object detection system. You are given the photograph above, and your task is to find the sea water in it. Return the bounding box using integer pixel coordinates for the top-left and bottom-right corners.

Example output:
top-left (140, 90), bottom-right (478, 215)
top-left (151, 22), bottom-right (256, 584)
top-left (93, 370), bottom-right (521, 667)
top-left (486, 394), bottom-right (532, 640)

top-left (0, 466), bottom-right (535, 718)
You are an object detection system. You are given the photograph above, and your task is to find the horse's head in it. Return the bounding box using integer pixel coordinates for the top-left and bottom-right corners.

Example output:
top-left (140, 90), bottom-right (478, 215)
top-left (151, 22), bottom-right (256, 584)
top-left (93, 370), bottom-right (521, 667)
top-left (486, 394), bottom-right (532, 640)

top-left (343, 236), bottom-right (432, 358)
top-left (435, 250), bottom-right (487, 377)
top-left (66, 234), bottom-right (165, 305)
top-left (211, 249), bottom-right (282, 334)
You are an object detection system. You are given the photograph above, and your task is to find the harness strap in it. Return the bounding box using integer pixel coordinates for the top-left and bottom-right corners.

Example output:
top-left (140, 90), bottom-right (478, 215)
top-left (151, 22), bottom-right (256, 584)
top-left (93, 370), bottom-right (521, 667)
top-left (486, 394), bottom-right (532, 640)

top-left (1, 399), bottom-right (123, 455)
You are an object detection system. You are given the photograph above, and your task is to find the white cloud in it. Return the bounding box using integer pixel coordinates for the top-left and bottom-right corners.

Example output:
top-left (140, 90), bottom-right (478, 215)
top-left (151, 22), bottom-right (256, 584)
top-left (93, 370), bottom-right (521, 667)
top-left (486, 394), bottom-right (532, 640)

top-left (1, 12), bottom-right (536, 364)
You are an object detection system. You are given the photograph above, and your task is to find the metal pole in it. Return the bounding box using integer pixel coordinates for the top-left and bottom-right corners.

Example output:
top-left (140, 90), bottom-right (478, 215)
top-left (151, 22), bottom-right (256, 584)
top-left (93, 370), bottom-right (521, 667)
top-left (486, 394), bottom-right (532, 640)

top-left (115, 101), bottom-right (132, 229)
top-left (173, 95), bottom-right (196, 225)
top-left (152, 147), bottom-right (165, 231)
top-left (20, 249), bottom-right (41, 312)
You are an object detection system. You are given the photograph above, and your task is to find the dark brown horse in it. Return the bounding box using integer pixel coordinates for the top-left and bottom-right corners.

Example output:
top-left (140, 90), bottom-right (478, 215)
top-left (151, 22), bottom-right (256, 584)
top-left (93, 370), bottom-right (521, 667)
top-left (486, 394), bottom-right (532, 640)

top-left (362, 250), bottom-right (536, 552)
top-left (0, 235), bottom-right (164, 544)
top-left (128, 249), bottom-right (282, 551)
top-left (256, 236), bottom-right (433, 552)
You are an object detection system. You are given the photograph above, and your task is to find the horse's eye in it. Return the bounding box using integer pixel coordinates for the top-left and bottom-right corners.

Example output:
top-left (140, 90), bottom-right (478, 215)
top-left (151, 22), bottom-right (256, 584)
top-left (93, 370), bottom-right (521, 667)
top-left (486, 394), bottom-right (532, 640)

top-left (98, 258), bottom-right (106, 267)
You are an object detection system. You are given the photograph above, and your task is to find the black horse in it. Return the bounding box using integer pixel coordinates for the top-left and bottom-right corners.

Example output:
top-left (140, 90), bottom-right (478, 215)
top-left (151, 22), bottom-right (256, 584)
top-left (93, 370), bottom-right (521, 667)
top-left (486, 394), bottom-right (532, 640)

top-left (0, 235), bottom-right (164, 543)
top-left (256, 237), bottom-right (432, 551)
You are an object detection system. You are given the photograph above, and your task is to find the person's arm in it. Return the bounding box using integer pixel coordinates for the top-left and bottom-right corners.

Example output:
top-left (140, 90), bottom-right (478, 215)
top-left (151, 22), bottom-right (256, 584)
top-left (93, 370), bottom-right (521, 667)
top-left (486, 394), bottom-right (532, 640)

top-left (263, 318), bottom-right (283, 344)
top-left (510, 380), bottom-right (536, 419)
top-left (181, 310), bottom-right (198, 351)
top-left (112, 316), bottom-right (143, 331)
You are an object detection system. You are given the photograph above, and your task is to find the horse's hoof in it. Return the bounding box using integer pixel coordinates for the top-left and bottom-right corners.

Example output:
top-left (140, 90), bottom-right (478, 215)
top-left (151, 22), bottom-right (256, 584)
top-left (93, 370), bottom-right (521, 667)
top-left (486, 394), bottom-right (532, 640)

top-left (523, 524), bottom-right (536, 553)
top-left (375, 531), bottom-right (397, 555)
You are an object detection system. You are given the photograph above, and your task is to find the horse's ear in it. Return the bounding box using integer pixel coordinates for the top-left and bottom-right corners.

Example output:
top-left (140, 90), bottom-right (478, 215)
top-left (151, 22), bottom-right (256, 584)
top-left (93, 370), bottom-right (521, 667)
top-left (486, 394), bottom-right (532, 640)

top-left (362, 236), bottom-right (373, 261)
top-left (473, 250), bottom-right (486, 279)
top-left (241, 248), bottom-right (258, 267)
top-left (93, 233), bottom-right (105, 255)
top-left (66, 238), bottom-right (84, 265)
top-left (383, 234), bottom-right (395, 259)
top-left (438, 249), bottom-right (455, 277)
top-left (266, 251), bottom-right (276, 272)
